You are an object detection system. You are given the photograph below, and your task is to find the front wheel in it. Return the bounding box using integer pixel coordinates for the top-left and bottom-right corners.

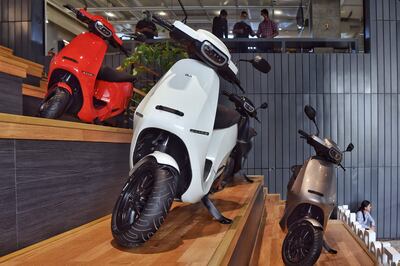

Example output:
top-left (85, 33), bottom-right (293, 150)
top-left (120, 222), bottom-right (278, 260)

top-left (38, 87), bottom-right (71, 118)
top-left (111, 157), bottom-right (178, 247)
top-left (282, 220), bottom-right (323, 266)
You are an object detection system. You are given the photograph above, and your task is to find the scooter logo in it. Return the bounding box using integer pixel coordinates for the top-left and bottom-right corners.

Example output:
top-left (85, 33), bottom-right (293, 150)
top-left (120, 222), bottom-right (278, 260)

top-left (82, 70), bottom-right (95, 77)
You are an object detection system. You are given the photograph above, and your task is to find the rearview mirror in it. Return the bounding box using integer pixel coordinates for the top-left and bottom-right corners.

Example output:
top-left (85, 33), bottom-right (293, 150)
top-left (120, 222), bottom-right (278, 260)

top-left (304, 105), bottom-right (316, 121)
top-left (251, 56), bottom-right (271, 73)
top-left (346, 143), bottom-right (354, 152)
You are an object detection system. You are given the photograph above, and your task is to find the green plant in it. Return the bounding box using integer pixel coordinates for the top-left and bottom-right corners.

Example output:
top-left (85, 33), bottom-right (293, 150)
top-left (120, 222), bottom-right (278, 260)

top-left (121, 41), bottom-right (188, 108)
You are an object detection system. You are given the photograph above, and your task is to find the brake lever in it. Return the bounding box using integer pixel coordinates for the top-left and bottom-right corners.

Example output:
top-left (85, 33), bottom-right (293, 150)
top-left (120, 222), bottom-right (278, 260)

top-left (338, 163), bottom-right (346, 171)
top-left (255, 116), bottom-right (261, 123)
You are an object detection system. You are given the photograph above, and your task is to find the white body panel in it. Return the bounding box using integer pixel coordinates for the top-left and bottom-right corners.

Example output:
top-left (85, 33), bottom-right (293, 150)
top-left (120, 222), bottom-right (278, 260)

top-left (130, 59), bottom-right (237, 203)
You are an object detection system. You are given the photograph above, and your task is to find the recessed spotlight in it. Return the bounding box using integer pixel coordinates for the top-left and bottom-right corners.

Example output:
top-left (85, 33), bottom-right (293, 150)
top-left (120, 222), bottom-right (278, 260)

top-left (274, 10), bottom-right (283, 15)
top-left (279, 27), bottom-right (282, 31)
top-left (159, 11), bottom-right (167, 16)
top-left (105, 12), bottom-right (116, 17)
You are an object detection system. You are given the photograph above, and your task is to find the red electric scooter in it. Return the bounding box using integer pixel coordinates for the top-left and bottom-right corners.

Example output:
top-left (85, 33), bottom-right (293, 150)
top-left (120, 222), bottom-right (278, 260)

top-left (39, 5), bottom-right (140, 125)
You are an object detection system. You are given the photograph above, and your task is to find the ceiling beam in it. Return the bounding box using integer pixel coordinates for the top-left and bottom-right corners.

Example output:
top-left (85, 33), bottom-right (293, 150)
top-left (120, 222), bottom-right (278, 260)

top-left (109, 18), bottom-right (293, 24)
top-left (87, 5), bottom-right (307, 12)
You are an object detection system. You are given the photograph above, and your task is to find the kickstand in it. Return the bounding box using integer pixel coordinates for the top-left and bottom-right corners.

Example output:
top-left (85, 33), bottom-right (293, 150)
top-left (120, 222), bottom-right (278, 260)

top-left (243, 173), bottom-right (254, 183)
top-left (323, 238), bottom-right (338, 254)
top-left (201, 195), bottom-right (233, 224)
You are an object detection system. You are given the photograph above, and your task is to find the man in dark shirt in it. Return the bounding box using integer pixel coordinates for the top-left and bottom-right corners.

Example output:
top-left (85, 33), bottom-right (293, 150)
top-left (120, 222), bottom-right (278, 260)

top-left (135, 11), bottom-right (158, 39)
top-left (233, 11), bottom-right (255, 38)
top-left (257, 9), bottom-right (279, 38)
top-left (212, 10), bottom-right (228, 38)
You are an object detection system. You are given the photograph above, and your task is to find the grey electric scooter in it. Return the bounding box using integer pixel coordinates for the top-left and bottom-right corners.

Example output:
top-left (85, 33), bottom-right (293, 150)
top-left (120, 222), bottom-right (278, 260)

top-left (279, 105), bottom-right (354, 266)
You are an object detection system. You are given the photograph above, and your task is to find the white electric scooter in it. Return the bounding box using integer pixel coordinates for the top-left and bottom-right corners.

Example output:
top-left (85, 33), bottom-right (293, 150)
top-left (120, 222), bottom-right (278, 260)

top-left (111, 11), bottom-right (270, 247)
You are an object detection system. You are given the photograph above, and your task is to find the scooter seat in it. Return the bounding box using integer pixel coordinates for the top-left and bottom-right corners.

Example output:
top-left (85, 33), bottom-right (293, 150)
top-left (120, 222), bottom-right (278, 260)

top-left (97, 66), bottom-right (136, 83)
top-left (214, 104), bottom-right (241, 130)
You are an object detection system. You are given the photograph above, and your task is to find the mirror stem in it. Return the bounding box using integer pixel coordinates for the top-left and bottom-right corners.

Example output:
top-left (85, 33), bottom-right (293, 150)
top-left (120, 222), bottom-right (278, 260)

top-left (313, 119), bottom-right (320, 136)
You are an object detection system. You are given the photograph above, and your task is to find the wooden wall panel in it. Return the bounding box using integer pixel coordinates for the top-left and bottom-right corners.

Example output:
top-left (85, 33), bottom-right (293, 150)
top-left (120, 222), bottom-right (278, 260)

top-left (0, 140), bottom-right (130, 255)
top-left (0, 73), bottom-right (23, 114)
top-left (0, 140), bottom-right (17, 255)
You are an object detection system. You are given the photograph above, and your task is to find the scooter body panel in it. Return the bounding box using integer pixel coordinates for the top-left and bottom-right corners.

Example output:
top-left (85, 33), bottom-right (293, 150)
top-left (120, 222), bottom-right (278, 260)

top-left (94, 80), bottom-right (133, 121)
top-left (131, 58), bottom-right (237, 203)
top-left (280, 158), bottom-right (336, 231)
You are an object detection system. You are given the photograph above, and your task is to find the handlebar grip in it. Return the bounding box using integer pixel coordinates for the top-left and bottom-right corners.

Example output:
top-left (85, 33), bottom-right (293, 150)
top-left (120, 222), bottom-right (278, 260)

top-left (63, 4), bottom-right (78, 14)
top-left (152, 14), bottom-right (174, 31)
top-left (298, 129), bottom-right (310, 138)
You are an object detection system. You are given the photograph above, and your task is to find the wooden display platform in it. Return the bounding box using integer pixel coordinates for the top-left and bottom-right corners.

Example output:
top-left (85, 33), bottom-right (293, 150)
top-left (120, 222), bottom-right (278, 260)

top-left (258, 192), bottom-right (376, 266)
top-left (0, 177), bottom-right (265, 265)
top-left (0, 112), bottom-right (132, 143)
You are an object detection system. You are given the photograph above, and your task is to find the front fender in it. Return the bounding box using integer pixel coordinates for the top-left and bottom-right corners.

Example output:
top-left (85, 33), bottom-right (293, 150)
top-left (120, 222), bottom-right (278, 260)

top-left (130, 151), bottom-right (180, 176)
top-left (298, 218), bottom-right (323, 230)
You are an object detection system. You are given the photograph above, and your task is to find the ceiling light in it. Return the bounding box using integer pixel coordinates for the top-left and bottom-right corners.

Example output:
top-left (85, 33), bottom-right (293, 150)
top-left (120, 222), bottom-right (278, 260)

top-left (278, 27), bottom-right (282, 31)
top-left (274, 10), bottom-right (283, 15)
top-left (105, 12), bottom-right (116, 17)
top-left (223, 0), bottom-right (229, 5)
top-left (159, 11), bottom-right (167, 16)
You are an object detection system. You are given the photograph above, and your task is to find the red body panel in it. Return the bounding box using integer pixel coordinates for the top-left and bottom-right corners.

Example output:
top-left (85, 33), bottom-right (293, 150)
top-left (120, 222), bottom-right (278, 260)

top-left (47, 29), bottom-right (134, 123)
top-left (94, 80), bottom-right (133, 121)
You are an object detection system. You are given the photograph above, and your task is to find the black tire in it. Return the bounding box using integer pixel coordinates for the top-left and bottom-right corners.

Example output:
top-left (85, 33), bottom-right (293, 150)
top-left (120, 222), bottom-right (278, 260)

top-left (111, 157), bottom-right (178, 247)
top-left (39, 88), bottom-right (71, 118)
top-left (282, 220), bottom-right (323, 266)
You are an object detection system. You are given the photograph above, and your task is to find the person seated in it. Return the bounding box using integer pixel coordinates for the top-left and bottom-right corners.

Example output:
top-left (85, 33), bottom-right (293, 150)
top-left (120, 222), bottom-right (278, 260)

top-left (356, 200), bottom-right (376, 231)
top-left (233, 11), bottom-right (256, 38)
top-left (135, 11), bottom-right (158, 39)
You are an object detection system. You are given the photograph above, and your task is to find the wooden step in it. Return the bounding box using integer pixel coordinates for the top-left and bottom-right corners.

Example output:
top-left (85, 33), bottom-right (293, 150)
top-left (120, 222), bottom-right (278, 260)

top-left (265, 193), bottom-right (280, 203)
top-left (259, 199), bottom-right (376, 266)
top-left (22, 83), bottom-right (46, 99)
top-left (0, 176), bottom-right (265, 266)
top-left (0, 45), bottom-right (13, 56)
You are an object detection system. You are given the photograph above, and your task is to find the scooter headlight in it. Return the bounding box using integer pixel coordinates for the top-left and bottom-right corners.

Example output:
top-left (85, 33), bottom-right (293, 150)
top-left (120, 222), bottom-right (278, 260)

top-left (200, 41), bottom-right (228, 67)
top-left (94, 21), bottom-right (112, 38)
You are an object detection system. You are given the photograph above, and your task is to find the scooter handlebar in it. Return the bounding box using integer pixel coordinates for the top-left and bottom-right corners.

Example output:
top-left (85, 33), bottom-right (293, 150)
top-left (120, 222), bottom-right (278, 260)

top-left (152, 14), bottom-right (174, 31)
top-left (298, 129), bottom-right (310, 139)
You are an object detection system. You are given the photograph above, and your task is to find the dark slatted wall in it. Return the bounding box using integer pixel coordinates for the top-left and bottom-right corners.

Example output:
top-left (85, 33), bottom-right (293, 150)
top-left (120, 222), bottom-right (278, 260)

top-left (230, 0), bottom-right (400, 239)
top-left (0, 0), bottom-right (45, 64)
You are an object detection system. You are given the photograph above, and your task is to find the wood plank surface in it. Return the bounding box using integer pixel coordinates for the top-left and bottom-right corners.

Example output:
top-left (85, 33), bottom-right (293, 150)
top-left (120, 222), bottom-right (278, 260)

top-left (258, 196), bottom-right (376, 266)
top-left (0, 45), bottom-right (43, 78)
top-left (0, 177), bottom-right (263, 265)
top-left (22, 83), bottom-right (46, 99)
top-left (0, 113), bottom-right (132, 143)
top-left (0, 55), bottom-right (28, 78)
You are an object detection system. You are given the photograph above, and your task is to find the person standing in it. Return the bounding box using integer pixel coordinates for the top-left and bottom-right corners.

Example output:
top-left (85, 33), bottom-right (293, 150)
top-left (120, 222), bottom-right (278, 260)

top-left (233, 11), bottom-right (256, 38)
top-left (212, 10), bottom-right (228, 38)
top-left (135, 11), bottom-right (158, 39)
top-left (257, 9), bottom-right (279, 38)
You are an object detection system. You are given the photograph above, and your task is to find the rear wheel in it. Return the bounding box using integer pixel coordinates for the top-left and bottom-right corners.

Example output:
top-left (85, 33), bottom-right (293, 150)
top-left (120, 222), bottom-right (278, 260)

top-left (111, 157), bottom-right (178, 247)
top-left (39, 88), bottom-right (71, 118)
top-left (282, 220), bottom-right (323, 266)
